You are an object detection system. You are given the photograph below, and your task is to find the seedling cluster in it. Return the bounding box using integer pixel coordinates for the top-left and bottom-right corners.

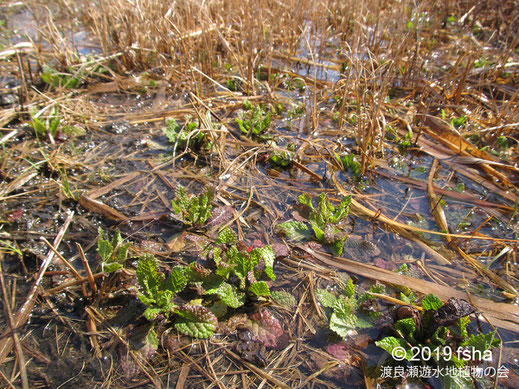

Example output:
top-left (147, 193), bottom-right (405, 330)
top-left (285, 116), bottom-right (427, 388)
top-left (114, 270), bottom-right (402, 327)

top-left (162, 118), bottom-right (206, 151)
top-left (170, 185), bottom-right (214, 228)
top-left (315, 278), bottom-right (384, 337)
top-left (277, 193), bottom-right (352, 255)
top-left (135, 227), bottom-right (276, 338)
top-left (235, 100), bottom-right (272, 139)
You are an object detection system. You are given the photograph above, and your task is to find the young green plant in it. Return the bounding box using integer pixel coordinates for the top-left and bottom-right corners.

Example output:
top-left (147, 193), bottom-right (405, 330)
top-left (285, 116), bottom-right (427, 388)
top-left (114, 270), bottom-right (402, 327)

top-left (135, 227), bottom-right (276, 339)
top-left (170, 185), bottom-right (214, 228)
top-left (235, 100), bottom-right (271, 140)
top-left (162, 118), bottom-right (205, 151)
top-left (315, 278), bottom-right (384, 337)
top-left (277, 193), bottom-right (352, 255)
top-left (97, 227), bottom-right (132, 273)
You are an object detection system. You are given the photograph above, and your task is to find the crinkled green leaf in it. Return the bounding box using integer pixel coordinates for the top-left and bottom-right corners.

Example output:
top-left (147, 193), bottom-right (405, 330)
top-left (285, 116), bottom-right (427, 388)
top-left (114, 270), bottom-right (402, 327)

top-left (137, 293), bottom-right (156, 306)
top-left (143, 307), bottom-right (163, 321)
top-left (236, 117), bottom-right (246, 134)
top-left (330, 195), bottom-right (351, 224)
top-left (98, 228), bottom-right (131, 272)
top-left (260, 245), bottom-right (276, 280)
top-left (173, 185), bottom-right (190, 214)
top-left (170, 200), bottom-right (182, 219)
top-left (233, 251), bottom-right (253, 281)
top-left (243, 100), bottom-right (253, 110)
top-left (249, 281), bottom-right (271, 297)
top-left (197, 187), bottom-right (214, 224)
top-left (330, 238), bottom-right (345, 255)
top-left (308, 208), bottom-right (325, 230)
top-left (31, 117), bottom-right (47, 137)
top-left (249, 245), bottom-right (275, 281)
top-left (156, 289), bottom-right (174, 310)
top-left (355, 313), bottom-right (376, 329)
top-left (271, 291), bottom-right (297, 308)
top-left (430, 326), bottom-right (448, 346)
top-left (421, 294), bottom-right (444, 311)
top-left (102, 262), bottom-right (123, 273)
top-left (215, 261), bottom-right (234, 278)
top-left (137, 254), bottom-right (163, 299)
top-left (298, 193), bottom-right (313, 209)
top-left (112, 229), bottom-right (123, 247)
top-left (399, 292), bottom-right (413, 303)
top-left (270, 153), bottom-right (292, 167)
top-left (163, 266), bottom-right (187, 294)
top-left (41, 67), bottom-right (81, 89)
top-left (174, 305), bottom-right (218, 338)
top-left (216, 227), bottom-right (237, 245)
top-left (97, 228), bottom-right (113, 262)
top-left (201, 272), bottom-right (224, 291)
top-left (456, 316), bottom-right (470, 339)
top-left (329, 298), bottom-right (357, 337)
top-left (237, 104), bottom-right (271, 138)
top-left (343, 278), bottom-right (356, 299)
top-left (163, 119), bottom-right (181, 143)
top-left (248, 248), bottom-right (262, 268)
top-left (309, 220), bottom-right (325, 241)
top-left (462, 330), bottom-right (500, 352)
top-left (317, 193), bottom-right (334, 222)
top-left (395, 317), bottom-right (417, 341)
top-left (276, 220), bottom-right (312, 241)
top-left (315, 288), bottom-right (337, 308)
top-left (188, 197), bottom-right (200, 224)
top-left (225, 245), bottom-right (239, 262)
top-left (205, 282), bottom-right (245, 308)
top-left (144, 326), bottom-right (159, 354)
top-left (370, 283), bottom-right (386, 294)
top-left (114, 242), bottom-right (131, 263)
top-left (375, 336), bottom-right (413, 361)
top-left (174, 320), bottom-right (215, 338)
top-left (212, 246), bottom-right (223, 265)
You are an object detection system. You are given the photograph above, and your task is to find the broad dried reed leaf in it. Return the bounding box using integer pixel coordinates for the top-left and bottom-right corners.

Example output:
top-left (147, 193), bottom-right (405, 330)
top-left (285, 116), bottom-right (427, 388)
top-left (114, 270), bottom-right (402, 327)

top-left (79, 195), bottom-right (128, 221)
top-left (421, 115), bottom-right (514, 187)
top-left (296, 244), bottom-right (519, 333)
top-left (87, 171), bottom-right (140, 199)
top-left (427, 159), bottom-right (451, 242)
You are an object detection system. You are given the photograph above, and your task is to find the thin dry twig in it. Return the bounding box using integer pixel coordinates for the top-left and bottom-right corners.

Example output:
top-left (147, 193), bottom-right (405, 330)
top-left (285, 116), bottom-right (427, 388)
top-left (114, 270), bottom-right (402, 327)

top-left (0, 211), bottom-right (74, 364)
top-left (0, 256), bottom-right (29, 389)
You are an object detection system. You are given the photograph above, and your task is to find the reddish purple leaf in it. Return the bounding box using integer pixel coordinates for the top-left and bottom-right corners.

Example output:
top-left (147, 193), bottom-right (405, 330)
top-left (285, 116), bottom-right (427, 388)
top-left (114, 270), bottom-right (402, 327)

top-left (251, 239), bottom-right (263, 249)
top-left (374, 257), bottom-right (394, 270)
top-left (206, 205), bottom-right (234, 227)
top-left (326, 341), bottom-right (353, 362)
top-left (246, 309), bottom-right (286, 349)
top-left (305, 241), bottom-right (323, 251)
top-left (271, 243), bottom-right (290, 258)
top-left (7, 209), bottom-right (23, 221)
top-left (186, 233), bottom-right (211, 252)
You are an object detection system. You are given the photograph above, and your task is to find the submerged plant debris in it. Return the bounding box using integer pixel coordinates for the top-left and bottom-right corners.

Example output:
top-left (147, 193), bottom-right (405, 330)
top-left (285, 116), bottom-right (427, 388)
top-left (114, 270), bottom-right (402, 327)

top-left (0, 0), bottom-right (518, 388)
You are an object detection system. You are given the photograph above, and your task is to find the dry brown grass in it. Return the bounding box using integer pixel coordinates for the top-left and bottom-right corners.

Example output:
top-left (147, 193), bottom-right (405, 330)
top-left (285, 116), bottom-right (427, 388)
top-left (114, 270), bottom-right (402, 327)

top-left (79, 0), bottom-right (519, 167)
